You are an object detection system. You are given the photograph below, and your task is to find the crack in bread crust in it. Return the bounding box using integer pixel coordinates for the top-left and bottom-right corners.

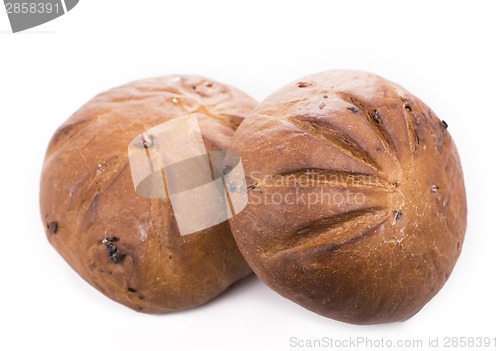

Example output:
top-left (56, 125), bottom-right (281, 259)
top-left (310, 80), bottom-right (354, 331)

top-left (336, 91), bottom-right (401, 168)
top-left (265, 207), bottom-right (390, 260)
top-left (255, 168), bottom-right (395, 190)
top-left (283, 116), bottom-right (382, 172)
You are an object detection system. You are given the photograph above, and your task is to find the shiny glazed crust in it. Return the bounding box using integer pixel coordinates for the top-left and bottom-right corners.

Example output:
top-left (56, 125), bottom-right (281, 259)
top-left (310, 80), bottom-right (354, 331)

top-left (40, 75), bottom-right (256, 312)
top-left (229, 70), bottom-right (467, 324)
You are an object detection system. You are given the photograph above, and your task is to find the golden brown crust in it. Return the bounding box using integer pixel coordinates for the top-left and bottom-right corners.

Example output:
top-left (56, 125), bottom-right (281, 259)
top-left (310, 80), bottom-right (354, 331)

top-left (40, 75), bottom-right (256, 312)
top-left (229, 70), bottom-right (467, 324)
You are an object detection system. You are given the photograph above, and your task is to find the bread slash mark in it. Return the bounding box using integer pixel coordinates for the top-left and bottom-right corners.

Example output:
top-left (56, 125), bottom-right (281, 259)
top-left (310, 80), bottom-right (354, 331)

top-left (336, 92), bottom-right (400, 166)
top-left (283, 116), bottom-right (382, 172)
top-left (265, 207), bottom-right (390, 260)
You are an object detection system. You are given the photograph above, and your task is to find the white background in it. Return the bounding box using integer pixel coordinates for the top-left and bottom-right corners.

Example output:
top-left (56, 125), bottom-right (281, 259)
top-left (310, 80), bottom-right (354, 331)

top-left (1, 1), bottom-right (499, 350)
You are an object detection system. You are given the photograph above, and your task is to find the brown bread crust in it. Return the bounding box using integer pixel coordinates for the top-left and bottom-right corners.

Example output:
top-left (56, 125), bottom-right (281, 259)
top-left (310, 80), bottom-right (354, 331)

top-left (40, 75), bottom-right (256, 312)
top-left (229, 70), bottom-right (467, 324)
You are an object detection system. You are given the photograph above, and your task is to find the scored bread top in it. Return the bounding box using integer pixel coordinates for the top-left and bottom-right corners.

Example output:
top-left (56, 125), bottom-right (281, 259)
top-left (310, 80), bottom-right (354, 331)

top-left (40, 75), bottom-right (256, 312)
top-left (229, 70), bottom-right (467, 324)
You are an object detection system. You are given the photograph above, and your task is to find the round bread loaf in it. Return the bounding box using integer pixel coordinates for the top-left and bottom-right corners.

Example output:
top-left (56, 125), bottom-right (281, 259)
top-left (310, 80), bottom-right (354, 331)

top-left (40, 75), bottom-right (256, 312)
top-left (228, 70), bottom-right (467, 324)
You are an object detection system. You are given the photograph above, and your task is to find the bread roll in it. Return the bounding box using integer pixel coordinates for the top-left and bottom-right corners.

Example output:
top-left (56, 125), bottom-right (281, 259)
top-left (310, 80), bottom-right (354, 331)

top-left (40, 75), bottom-right (256, 312)
top-left (228, 70), bottom-right (467, 324)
